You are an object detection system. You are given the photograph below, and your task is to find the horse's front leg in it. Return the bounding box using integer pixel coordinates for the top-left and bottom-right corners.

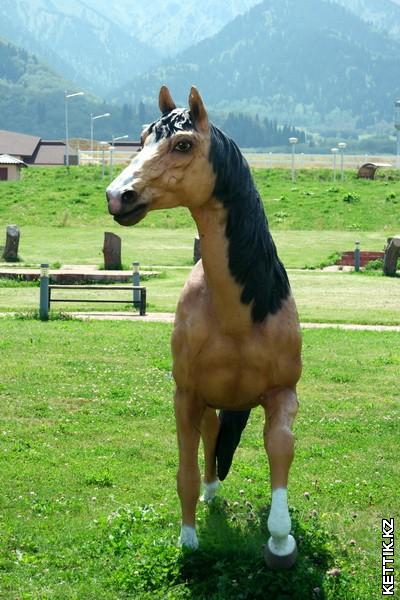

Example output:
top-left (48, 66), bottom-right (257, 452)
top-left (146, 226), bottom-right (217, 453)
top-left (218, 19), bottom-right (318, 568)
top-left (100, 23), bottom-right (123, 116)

top-left (262, 388), bottom-right (299, 569)
top-left (174, 389), bottom-right (204, 549)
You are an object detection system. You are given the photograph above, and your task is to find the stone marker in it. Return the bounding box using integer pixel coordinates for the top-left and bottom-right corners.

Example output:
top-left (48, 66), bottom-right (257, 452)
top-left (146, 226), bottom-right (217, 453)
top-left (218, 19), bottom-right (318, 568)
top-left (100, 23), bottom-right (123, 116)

top-left (383, 236), bottom-right (400, 276)
top-left (2, 224), bottom-right (20, 262)
top-left (103, 232), bottom-right (122, 270)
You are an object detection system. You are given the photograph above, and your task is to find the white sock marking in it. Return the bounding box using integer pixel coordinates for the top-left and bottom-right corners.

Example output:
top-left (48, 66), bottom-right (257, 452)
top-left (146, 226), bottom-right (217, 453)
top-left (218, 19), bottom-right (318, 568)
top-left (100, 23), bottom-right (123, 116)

top-left (178, 525), bottom-right (199, 549)
top-left (201, 479), bottom-right (219, 502)
top-left (268, 488), bottom-right (291, 538)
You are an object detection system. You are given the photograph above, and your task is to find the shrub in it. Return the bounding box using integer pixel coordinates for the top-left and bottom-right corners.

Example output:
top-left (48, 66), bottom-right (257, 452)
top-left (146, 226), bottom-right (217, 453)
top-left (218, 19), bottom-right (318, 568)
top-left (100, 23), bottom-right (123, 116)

top-left (342, 192), bottom-right (360, 203)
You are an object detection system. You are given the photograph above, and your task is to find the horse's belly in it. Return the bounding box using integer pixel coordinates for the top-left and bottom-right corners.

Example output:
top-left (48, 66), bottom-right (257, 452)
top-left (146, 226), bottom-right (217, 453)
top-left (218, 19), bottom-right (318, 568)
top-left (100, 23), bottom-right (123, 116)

top-left (195, 364), bottom-right (268, 409)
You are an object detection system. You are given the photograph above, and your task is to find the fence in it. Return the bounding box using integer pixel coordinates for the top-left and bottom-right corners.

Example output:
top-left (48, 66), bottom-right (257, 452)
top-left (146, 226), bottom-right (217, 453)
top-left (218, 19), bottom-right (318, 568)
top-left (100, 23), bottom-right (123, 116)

top-left (78, 149), bottom-right (396, 171)
top-left (78, 149), bottom-right (138, 166)
top-left (243, 152), bottom-right (396, 170)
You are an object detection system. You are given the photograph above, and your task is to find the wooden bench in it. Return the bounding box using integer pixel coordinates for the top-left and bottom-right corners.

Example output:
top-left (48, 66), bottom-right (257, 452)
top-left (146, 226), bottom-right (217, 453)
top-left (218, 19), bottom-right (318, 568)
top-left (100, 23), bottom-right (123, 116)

top-left (47, 284), bottom-right (146, 315)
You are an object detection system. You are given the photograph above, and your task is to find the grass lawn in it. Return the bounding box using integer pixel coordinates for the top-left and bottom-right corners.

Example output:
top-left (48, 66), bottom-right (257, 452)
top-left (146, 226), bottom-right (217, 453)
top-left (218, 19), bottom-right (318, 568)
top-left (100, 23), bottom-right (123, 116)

top-left (0, 166), bottom-right (398, 272)
top-left (0, 166), bottom-right (399, 232)
top-left (1, 269), bottom-right (399, 326)
top-left (0, 319), bottom-right (398, 599)
top-left (0, 226), bottom-right (390, 270)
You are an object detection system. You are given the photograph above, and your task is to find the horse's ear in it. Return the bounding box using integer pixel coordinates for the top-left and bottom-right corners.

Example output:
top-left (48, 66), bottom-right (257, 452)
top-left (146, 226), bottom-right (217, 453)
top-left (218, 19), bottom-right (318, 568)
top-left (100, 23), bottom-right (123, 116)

top-left (159, 85), bottom-right (176, 114)
top-left (189, 86), bottom-right (209, 133)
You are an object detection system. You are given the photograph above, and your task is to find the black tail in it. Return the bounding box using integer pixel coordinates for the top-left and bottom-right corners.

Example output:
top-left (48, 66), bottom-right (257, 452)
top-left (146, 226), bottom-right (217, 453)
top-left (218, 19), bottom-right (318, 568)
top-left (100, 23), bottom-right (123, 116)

top-left (215, 409), bottom-right (251, 481)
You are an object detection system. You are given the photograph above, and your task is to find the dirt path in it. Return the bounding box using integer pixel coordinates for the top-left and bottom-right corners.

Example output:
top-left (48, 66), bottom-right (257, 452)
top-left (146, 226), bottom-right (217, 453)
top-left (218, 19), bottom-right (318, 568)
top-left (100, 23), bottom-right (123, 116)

top-left (1, 310), bottom-right (399, 331)
top-left (67, 312), bottom-right (400, 332)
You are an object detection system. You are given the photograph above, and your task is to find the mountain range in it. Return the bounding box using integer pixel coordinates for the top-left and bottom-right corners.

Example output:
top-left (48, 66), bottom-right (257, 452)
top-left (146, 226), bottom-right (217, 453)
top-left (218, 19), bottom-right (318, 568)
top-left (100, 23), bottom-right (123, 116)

top-left (0, 0), bottom-right (261, 95)
top-left (334, 0), bottom-right (400, 40)
top-left (117, 0), bottom-right (400, 131)
top-left (0, 0), bottom-right (400, 142)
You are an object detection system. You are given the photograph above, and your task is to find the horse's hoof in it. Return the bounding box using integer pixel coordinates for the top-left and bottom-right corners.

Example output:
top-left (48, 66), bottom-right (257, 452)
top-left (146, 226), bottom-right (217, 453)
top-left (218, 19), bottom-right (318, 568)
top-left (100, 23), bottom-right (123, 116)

top-left (178, 525), bottom-right (199, 550)
top-left (201, 479), bottom-right (220, 502)
top-left (263, 535), bottom-right (298, 570)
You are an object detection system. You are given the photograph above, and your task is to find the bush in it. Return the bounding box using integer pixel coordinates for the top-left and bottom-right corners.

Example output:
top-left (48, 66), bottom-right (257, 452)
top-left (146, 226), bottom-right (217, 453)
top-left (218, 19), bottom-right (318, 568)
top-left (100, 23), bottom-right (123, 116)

top-left (364, 259), bottom-right (383, 271)
top-left (342, 192), bottom-right (360, 203)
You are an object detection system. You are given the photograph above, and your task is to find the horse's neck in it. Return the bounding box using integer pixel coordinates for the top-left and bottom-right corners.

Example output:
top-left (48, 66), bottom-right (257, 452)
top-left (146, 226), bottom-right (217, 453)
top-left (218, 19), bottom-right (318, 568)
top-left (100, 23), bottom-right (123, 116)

top-left (191, 199), bottom-right (253, 335)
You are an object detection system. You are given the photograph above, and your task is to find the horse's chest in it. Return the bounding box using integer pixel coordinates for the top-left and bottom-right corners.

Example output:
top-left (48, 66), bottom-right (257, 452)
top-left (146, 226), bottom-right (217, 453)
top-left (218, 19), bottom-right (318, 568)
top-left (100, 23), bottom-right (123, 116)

top-left (187, 333), bottom-right (274, 408)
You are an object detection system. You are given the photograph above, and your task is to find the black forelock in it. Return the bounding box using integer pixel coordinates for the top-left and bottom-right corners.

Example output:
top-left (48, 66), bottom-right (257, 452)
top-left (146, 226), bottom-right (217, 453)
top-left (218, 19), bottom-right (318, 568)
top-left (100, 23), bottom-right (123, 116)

top-left (209, 124), bottom-right (290, 322)
top-left (148, 108), bottom-right (195, 142)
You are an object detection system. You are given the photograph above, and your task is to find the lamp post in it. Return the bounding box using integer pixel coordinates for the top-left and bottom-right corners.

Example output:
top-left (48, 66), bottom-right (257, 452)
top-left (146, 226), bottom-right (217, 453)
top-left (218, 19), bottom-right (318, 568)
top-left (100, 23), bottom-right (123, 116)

top-left (395, 100), bottom-right (400, 169)
top-left (90, 112), bottom-right (111, 156)
top-left (64, 91), bottom-right (84, 170)
top-left (338, 142), bottom-right (347, 181)
top-left (110, 134), bottom-right (128, 181)
top-left (331, 147), bottom-right (339, 181)
top-left (289, 137), bottom-right (298, 182)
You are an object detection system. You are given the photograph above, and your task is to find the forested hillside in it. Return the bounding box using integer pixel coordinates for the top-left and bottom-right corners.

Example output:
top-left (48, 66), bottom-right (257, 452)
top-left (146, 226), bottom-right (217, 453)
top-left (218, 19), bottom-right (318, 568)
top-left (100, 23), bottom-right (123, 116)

top-left (117, 0), bottom-right (400, 131)
top-left (0, 38), bottom-right (306, 146)
top-left (0, 38), bottom-right (144, 139)
top-left (333, 0), bottom-right (400, 40)
top-left (0, 0), bottom-right (160, 95)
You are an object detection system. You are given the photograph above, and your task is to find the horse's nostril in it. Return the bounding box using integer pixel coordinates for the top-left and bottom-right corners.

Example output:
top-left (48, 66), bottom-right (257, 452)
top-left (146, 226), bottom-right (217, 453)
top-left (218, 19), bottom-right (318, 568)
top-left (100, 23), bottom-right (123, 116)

top-left (121, 190), bottom-right (137, 204)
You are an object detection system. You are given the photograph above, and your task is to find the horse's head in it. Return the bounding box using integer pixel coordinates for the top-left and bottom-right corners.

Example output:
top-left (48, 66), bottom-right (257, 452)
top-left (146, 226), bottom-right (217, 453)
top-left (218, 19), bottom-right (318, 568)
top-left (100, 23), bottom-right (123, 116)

top-left (106, 86), bottom-right (215, 226)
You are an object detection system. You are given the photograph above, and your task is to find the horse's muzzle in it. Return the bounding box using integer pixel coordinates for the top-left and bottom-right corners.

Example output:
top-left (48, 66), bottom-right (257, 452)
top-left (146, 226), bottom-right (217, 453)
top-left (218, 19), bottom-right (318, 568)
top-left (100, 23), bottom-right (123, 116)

top-left (106, 188), bottom-right (148, 226)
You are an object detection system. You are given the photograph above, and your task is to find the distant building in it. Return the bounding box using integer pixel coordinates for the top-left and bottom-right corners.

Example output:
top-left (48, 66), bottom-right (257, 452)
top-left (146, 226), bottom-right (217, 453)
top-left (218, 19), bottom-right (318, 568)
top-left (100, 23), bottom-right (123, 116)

top-left (0, 130), bottom-right (78, 166)
top-left (112, 140), bottom-right (141, 154)
top-left (0, 154), bottom-right (27, 181)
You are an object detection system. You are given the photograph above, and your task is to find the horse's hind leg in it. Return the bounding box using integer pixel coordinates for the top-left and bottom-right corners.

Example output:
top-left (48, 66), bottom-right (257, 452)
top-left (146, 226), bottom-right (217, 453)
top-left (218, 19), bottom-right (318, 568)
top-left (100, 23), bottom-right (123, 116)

top-left (262, 388), bottom-right (299, 569)
top-left (174, 390), bottom-right (203, 549)
top-left (200, 408), bottom-right (220, 501)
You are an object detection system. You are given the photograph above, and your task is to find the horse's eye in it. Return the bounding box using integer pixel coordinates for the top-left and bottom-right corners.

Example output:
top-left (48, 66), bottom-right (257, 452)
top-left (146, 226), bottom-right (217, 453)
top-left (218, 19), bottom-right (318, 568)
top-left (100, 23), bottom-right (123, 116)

top-left (174, 140), bottom-right (192, 152)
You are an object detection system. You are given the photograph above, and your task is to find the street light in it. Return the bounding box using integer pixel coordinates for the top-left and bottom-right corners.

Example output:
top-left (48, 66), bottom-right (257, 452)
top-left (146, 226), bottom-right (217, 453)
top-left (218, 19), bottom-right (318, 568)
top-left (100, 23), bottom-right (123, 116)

top-left (289, 137), bottom-right (298, 182)
top-left (331, 147), bottom-right (339, 181)
top-left (64, 91), bottom-right (84, 170)
top-left (110, 134), bottom-right (129, 181)
top-left (338, 142), bottom-right (347, 181)
top-left (90, 112), bottom-right (111, 155)
top-left (395, 100), bottom-right (400, 169)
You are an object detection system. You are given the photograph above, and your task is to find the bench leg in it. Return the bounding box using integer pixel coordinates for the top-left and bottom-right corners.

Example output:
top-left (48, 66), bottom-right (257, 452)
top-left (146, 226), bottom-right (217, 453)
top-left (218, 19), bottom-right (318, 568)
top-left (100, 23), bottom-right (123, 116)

top-left (140, 289), bottom-right (146, 316)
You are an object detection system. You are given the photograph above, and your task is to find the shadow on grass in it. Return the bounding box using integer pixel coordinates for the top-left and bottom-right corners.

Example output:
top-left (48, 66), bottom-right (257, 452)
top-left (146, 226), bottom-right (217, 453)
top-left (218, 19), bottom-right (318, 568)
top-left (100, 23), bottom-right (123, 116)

top-left (100, 501), bottom-right (350, 600)
top-left (178, 498), bottom-right (335, 600)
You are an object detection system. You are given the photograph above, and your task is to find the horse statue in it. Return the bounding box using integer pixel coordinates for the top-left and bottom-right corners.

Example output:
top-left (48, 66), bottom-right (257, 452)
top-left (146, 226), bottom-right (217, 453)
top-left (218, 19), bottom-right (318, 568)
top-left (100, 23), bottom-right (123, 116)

top-left (106, 86), bottom-right (302, 569)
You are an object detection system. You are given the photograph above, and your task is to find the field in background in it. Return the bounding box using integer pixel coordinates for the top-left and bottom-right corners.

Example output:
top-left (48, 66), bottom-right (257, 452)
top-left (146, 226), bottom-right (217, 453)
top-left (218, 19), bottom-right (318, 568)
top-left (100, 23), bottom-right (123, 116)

top-left (0, 164), bottom-right (398, 323)
top-left (244, 152), bottom-right (397, 170)
top-left (0, 227), bottom-right (388, 269)
top-left (1, 270), bottom-right (399, 325)
top-left (0, 166), bottom-right (399, 231)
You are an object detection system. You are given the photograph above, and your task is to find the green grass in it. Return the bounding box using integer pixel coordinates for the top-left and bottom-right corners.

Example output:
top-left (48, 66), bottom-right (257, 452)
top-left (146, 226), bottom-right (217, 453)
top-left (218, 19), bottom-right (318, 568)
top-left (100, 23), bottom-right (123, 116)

top-left (1, 269), bottom-right (399, 325)
top-left (0, 320), bottom-right (398, 598)
top-left (255, 168), bottom-right (400, 232)
top-left (0, 166), bottom-right (399, 232)
top-left (0, 166), bottom-right (398, 273)
top-left (0, 226), bottom-right (389, 270)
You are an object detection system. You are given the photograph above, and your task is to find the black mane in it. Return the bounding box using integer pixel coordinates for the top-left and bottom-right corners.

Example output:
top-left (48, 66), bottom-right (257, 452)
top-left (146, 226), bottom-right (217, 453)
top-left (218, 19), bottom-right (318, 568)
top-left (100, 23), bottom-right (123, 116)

top-left (209, 124), bottom-right (290, 322)
top-left (148, 108), bottom-right (194, 142)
